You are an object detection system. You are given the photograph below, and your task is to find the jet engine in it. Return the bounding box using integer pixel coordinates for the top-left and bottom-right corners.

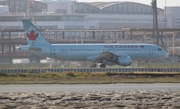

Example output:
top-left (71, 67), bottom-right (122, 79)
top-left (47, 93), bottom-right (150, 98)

top-left (118, 56), bottom-right (132, 66)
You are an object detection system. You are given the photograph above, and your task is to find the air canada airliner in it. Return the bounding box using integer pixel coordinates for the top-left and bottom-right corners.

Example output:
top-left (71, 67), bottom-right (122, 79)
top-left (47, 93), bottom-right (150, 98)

top-left (19, 19), bottom-right (169, 68)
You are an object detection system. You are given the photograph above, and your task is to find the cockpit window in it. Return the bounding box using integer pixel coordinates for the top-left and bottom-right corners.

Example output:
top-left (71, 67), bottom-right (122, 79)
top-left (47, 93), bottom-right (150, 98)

top-left (158, 48), bottom-right (162, 51)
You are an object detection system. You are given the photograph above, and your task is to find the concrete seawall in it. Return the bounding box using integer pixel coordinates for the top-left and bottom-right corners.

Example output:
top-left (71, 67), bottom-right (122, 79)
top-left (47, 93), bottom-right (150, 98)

top-left (0, 90), bottom-right (180, 109)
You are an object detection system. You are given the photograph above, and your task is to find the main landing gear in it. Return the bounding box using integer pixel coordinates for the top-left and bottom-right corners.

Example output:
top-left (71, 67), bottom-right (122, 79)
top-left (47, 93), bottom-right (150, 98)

top-left (100, 64), bottom-right (106, 68)
top-left (144, 61), bottom-right (152, 68)
top-left (91, 63), bottom-right (97, 68)
top-left (90, 63), bottom-right (106, 68)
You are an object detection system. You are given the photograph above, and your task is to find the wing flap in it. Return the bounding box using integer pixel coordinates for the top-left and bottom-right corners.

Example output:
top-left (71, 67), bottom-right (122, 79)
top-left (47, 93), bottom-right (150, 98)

top-left (97, 51), bottom-right (117, 59)
top-left (86, 51), bottom-right (128, 64)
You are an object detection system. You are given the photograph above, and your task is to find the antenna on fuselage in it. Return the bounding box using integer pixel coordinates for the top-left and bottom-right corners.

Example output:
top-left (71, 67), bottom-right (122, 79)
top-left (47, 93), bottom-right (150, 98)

top-left (113, 39), bottom-right (117, 43)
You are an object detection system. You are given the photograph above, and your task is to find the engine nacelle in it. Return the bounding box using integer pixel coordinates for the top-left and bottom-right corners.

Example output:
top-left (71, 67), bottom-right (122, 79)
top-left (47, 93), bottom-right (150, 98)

top-left (118, 56), bottom-right (132, 66)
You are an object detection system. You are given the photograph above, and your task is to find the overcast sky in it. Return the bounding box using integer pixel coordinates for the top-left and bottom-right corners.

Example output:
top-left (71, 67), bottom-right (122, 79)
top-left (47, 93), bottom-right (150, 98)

top-left (77, 0), bottom-right (180, 9)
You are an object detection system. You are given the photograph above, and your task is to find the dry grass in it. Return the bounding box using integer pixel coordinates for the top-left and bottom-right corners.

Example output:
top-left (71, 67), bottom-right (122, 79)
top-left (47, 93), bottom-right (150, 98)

top-left (134, 72), bottom-right (180, 74)
top-left (0, 71), bottom-right (180, 84)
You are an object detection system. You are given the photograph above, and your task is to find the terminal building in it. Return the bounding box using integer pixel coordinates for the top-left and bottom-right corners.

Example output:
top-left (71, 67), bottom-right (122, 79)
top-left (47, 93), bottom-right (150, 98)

top-left (165, 7), bottom-right (180, 28)
top-left (0, 0), bottom-right (167, 29)
top-left (0, 0), bottom-right (180, 29)
top-left (0, 0), bottom-right (47, 13)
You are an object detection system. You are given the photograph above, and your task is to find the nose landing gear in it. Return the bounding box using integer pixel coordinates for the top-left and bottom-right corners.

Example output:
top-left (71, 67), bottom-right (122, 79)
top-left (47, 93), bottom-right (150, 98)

top-left (91, 63), bottom-right (97, 68)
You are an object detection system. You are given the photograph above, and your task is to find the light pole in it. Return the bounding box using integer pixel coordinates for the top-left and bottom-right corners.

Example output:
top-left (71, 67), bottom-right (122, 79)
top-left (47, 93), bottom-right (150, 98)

top-left (165, 0), bottom-right (167, 28)
top-left (16, 6), bottom-right (19, 14)
top-left (173, 32), bottom-right (176, 56)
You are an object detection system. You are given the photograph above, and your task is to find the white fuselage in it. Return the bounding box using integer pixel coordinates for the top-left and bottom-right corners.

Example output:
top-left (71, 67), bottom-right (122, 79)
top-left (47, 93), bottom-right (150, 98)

top-left (20, 43), bottom-right (169, 62)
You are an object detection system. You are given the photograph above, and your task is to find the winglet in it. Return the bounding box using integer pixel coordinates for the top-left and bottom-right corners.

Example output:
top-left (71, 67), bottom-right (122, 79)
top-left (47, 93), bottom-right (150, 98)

top-left (22, 19), bottom-right (50, 46)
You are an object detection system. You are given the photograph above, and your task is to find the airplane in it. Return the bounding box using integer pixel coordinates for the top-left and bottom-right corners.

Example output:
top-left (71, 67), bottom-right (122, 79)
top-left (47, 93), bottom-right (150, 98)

top-left (18, 19), bottom-right (169, 68)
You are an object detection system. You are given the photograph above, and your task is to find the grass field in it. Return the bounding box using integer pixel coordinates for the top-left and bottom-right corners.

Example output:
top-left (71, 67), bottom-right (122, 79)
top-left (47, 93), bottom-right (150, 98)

top-left (0, 71), bottom-right (180, 84)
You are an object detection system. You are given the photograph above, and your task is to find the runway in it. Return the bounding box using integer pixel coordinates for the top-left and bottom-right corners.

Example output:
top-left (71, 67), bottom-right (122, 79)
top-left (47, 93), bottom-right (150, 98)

top-left (0, 83), bottom-right (180, 93)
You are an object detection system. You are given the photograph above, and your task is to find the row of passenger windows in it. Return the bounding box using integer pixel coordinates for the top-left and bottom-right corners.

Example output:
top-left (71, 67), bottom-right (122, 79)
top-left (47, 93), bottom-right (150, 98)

top-left (60, 48), bottom-right (162, 52)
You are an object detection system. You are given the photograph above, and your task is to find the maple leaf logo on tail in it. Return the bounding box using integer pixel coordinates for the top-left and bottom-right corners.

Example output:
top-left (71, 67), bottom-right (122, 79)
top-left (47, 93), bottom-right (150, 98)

top-left (27, 30), bottom-right (38, 40)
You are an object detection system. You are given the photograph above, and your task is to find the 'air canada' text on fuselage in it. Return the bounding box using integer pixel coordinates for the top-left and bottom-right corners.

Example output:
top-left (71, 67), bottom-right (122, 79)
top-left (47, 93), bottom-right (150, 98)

top-left (104, 45), bottom-right (140, 48)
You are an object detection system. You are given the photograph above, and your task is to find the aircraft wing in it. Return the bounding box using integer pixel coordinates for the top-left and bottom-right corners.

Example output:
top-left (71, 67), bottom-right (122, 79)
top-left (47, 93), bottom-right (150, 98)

top-left (85, 51), bottom-right (118, 62)
top-left (94, 51), bottom-right (121, 64)
top-left (85, 51), bottom-right (131, 65)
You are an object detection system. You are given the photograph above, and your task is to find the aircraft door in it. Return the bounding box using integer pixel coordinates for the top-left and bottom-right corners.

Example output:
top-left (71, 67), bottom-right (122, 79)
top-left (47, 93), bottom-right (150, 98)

top-left (148, 46), bottom-right (153, 55)
top-left (50, 45), bottom-right (55, 55)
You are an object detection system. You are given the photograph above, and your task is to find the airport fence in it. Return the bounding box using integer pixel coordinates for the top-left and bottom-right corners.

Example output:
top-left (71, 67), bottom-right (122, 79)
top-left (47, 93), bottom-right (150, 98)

top-left (0, 68), bottom-right (180, 74)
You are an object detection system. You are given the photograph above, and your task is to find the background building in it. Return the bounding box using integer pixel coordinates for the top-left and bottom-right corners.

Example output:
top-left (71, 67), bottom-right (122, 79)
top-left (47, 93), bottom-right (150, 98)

top-left (0, 5), bottom-right (9, 14)
top-left (47, 1), bottom-right (164, 15)
top-left (3, 0), bottom-right (180, 29)
top-left (165, 7), bottom-right (180, 28)
top-left (0, 14), bottom-right (98, 29)
top-left (74, 2), bottom-right (164, 15)
top-left (0, 0), bottom-right (47, 13)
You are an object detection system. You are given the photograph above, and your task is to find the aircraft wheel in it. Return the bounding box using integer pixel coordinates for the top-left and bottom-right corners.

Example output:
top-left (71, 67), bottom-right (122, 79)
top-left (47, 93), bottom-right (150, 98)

top-left (100, 64), bottom-right (106, 68)
top-left (91, 64), bottom-right (97, 68)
